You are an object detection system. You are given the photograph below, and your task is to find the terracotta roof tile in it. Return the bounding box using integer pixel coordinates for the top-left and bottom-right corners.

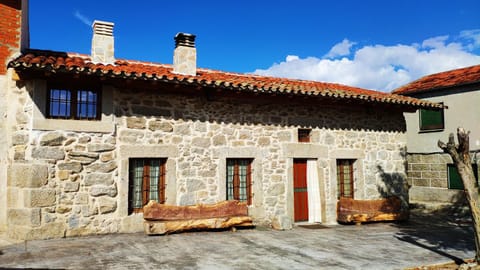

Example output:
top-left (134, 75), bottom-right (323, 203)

top-left (8, 49), bottom-right (441, 109)
top-left (393, 65), bottom-right (480, 95)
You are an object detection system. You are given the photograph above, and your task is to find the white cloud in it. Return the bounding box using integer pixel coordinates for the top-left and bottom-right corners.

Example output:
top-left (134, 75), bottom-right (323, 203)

top-left (74, 10), bottom-right (92, 27)
top-left (253, 30), bottom-right (480, 92)
top-left (286, 55), bottom-right (300, 62)
top-left (324, 39), bottom-right (356, 58)
top-left (460, 29), bottom-right (480, 50)
top-left (421, 36), bottom-right (449, 49)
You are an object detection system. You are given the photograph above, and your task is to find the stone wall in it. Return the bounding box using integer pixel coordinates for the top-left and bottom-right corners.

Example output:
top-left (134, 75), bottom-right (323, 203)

top-left (406, 153), bottom-right (451, 189)
top-left (3, 80), bottom-right (410, 239)
top-left (7, 130), bottom-right (119, 239)
top-left (407, 152), bottom-right (480, 203)
top-left (0, 74), bottom-right (9, 231)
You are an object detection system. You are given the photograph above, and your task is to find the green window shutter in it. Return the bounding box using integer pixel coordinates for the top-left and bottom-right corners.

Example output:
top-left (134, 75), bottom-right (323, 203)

top-left (448, 164), bottom-right (463, 189)
top-left (448, 164), bottom-right (479, 189)
top-left (419, 108), bottom-right (444, 131)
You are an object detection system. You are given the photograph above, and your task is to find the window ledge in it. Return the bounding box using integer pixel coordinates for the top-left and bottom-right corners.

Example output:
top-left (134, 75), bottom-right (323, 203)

top-left (33, 118), bottom-right (114, 133)
top-left (418, 129), bottom-right (444, 134)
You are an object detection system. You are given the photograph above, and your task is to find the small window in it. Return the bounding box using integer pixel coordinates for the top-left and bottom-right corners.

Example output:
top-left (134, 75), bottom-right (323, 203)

top-left (337, 159), bottom-right (355, 199)
top-left (447, 164), bottom-right (478, 190)
top-left (226, 159), bottom-right (253, 205)
top-left (298, 128), bottom-right (311, 143)
top-left (48, 88), bottom-right (100, 120)
top-left (419, 107), bottom-right (444, 131)
top-left (129, 158), bottom-right (166, 214)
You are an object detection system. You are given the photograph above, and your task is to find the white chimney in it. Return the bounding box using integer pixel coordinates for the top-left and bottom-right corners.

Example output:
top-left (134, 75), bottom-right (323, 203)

top-left (173, 33), bottom-right (196, 76)
top-left (91, 20), bottom-right (114, 64)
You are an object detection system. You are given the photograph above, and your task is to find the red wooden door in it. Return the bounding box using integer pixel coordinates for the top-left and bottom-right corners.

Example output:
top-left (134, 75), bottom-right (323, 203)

top-left (294, 159), bottom-right (309, 222)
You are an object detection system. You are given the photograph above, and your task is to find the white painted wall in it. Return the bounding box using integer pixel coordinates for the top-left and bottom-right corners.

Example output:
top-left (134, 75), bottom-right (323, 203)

top-left (404, 88), bottom-right (480, 153)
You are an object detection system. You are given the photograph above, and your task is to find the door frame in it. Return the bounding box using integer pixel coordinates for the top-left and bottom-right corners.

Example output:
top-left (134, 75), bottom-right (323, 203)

top-left (287, 157), bottom-right (327, 224)
top-left (283, 143), bottom-right (328, 223)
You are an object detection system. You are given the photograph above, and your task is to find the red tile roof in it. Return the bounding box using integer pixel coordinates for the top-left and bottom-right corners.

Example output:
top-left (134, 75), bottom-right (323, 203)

top-left (393, 65), bottom-right (480, 95)
top-left (9, 49), bottom-right (441, 109)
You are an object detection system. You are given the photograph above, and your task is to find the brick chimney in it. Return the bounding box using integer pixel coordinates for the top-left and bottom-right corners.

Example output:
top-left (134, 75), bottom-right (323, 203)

top-left (0, 0), bottom-right (29, 75)
top-left (91, 20), bottom-right (115, 64)
top-left (173, 33), bottom-right (196, 76)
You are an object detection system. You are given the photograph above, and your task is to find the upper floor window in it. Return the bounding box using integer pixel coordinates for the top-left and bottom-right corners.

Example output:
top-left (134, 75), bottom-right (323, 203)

top-left (48, 88), bottom-right (100, 120)
top-left (419, 106), bottom-right (444, 131)
top-left (298, 128), bottom-right (312, 143)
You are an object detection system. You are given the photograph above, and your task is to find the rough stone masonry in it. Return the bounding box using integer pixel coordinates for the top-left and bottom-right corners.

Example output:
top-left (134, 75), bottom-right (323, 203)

top-left (4, 79), bottom-right (409, 240)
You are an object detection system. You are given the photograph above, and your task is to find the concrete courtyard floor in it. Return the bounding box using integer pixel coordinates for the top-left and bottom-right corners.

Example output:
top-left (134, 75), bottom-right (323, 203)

top-left (0, 209), bottom-right (475, 270)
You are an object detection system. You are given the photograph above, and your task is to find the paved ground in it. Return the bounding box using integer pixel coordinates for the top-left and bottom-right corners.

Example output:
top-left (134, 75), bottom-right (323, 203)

top-left (0, 209), bottom-right (475, 270)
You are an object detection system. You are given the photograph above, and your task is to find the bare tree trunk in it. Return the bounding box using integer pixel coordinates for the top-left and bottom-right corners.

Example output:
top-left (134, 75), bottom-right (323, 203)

top-left (438, 128), bottom-right (480, 263)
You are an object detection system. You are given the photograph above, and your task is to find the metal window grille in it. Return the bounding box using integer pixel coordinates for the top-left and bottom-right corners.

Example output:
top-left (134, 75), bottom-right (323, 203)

top-left (226, 159), bottom-right (252, 205)
top-left (49, 89), bottom-right (71, 118)
top-left (337, 159), bottom-right (355, 199)
top-left (129, 158), bottom-right (166, 214)
top-left (48, 88), bottom-right (99, 120)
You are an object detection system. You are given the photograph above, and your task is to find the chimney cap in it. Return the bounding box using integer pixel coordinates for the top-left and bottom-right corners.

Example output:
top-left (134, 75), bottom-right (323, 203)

top-left (92, 20), bottom-right (114, 36)
top-left (175, 32), bottom-right (196, 48)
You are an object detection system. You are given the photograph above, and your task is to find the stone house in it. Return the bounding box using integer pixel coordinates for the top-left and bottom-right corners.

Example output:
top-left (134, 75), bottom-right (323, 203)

top-left (0, 0), bottom-right (440, 240)
top-left (393, 65), bottom-right (480, 204)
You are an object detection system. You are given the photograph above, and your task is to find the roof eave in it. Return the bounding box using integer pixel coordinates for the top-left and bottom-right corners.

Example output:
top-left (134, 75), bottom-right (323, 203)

top-left (394, 80), bottom-right (480, 96)
top-left (9, 60), bottom-right (440, 111)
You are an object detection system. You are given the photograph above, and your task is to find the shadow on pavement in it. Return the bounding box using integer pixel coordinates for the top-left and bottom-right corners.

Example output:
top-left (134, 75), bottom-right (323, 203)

top-left (375, 151), bottom-right (474, 266)
top-left (392, 201), bottom-right (474, 265)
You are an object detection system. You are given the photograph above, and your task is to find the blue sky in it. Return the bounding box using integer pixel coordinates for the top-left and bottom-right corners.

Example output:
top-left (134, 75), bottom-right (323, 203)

top-left (29, 1), bottom-right (480, 92)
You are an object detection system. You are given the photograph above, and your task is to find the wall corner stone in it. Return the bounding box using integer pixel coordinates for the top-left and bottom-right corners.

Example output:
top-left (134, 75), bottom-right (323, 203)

top-left (7, 163), bottom-right (48, 188)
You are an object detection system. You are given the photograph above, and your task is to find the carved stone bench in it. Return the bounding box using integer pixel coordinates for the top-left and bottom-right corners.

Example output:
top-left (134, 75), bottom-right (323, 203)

top-left (337, 196), bottom-right (409, 224)
top-left (143, 200), bottom-right (254, 235)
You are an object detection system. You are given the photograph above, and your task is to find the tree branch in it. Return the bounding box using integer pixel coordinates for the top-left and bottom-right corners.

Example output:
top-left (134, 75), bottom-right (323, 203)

top-left (457, 127), bottom-right (471, 162)
top-left (437, 140), bottom-right (447, 150)
top-left (438, 133), bottom-right (461, 164)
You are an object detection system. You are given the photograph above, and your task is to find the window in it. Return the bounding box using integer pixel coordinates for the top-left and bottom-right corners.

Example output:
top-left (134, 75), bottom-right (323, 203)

top-left (129, 158), bottom-right (166, 213)
top-left (447, 164), bottom-right (478, 190)
top-left (298, 128), bottom-right (312, 143)
top-left (419, 107), bottom-right (444, 131)
top-left (48, 88), bottom-right (100, 120)
top-left (226, 159), bottom-right (252, 205)
top-left (337, 159), bottom-right (355, 199)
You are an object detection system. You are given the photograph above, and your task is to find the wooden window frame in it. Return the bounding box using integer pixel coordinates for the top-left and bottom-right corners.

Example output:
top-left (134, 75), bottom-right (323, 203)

top-left (419, 106), bottom-right (444, 132)
top-left (226, 159), bottom-right (253, 205)
top-left (298, 128), bottom-right (312, 143)
top-left (128, 158), bottom-right (167, 214)
top-left (47, 85), bottom-right (101, 120)
top-left (337, 159), bottom-right (355, 199)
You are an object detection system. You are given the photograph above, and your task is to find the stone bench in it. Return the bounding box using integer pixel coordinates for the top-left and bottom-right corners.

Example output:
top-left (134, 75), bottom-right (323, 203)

top-left (143, 200), bottom-right (254, 235)
top-left (337, 196), bottom-right (409, 224)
